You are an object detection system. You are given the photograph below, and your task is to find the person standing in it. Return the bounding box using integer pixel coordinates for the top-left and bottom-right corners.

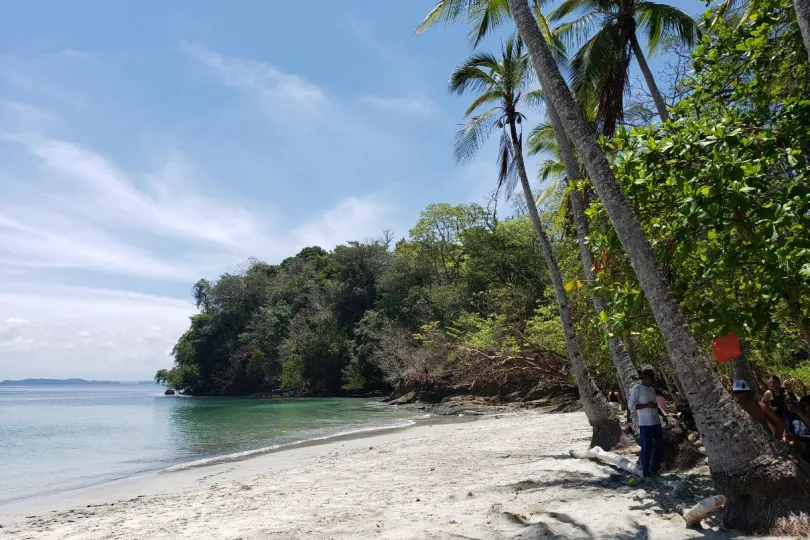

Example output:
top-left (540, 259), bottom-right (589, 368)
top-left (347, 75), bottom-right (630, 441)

top-left (628, 365), bottom-right (663, 477)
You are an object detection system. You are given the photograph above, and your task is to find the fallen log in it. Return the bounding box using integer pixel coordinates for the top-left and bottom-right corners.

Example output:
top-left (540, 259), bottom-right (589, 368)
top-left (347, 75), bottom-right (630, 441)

top-left (569, 445), bottom-right (643, 477)
top-left (680, 495), bottom-right (726, 527)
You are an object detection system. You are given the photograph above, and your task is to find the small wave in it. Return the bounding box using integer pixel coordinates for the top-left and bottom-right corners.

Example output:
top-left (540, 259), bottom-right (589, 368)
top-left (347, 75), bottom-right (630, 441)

top-left (162, 419), bottom-right (415, 472)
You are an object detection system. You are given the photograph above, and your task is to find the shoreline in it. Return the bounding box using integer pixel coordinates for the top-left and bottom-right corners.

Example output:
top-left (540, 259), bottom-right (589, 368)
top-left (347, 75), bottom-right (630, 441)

top-left (0, 411), bottom-right (463, 517)
top-left (0, 411), bottom-right (776, 539)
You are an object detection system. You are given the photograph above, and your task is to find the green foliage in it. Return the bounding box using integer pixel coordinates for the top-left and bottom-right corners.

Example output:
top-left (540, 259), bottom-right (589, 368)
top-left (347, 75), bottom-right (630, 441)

top-left (582, 0), bottom-right (810, 376)
top-left (281, 356), bottom-right (305, 390)
top-left (549, 0), bottom-right (700, 134)
top-left (524, 304), bottom-right (566, 356)
top-left (156, 202), bottom-right (572, 396)
top-left (450, 312), bottom-right (520, 355)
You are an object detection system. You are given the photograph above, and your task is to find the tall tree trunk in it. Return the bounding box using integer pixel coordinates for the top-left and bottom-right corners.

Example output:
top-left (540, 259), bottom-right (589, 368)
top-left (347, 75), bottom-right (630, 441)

top-left (629, 33), bottom-right (669, 123)
top-left (509, 117), bottom-right (621, 450)
top-left (545, 101), bottom-right (639, 401)
top-left (732, 340), bottom-right (760, 401)
top-left (509, 0), bottom-right (810, 532)
top-left (794, 0), bottom-right (810, 64)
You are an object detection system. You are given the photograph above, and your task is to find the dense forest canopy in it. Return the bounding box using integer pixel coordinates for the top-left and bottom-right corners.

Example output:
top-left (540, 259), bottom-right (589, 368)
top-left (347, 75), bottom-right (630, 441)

top-left (156, 203), bottom-right (572, 396)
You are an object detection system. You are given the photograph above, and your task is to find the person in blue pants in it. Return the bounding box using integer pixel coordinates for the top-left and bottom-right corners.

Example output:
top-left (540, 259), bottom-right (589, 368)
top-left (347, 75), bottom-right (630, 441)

top-left (628, 365), bottom-right (664, 477)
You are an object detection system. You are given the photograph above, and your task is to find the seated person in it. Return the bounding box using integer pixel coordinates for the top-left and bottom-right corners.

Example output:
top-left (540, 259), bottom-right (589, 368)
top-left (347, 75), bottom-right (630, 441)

top-left (674, 394), bottom-right (697, 432)
top-left (761, 375), bottom-right (787, 438)
top-left (785, 396), bottom-right (810, 462)
top-left (732, 380), bottom-right (780, 435)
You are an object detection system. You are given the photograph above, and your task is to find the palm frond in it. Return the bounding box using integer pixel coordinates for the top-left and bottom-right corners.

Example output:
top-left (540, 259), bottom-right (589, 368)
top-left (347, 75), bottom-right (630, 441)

top-left (554, 12), bottom-right (605, 51)
top-left (497, 129), bottom-right (520, 200)
top-left (637, 2), bottom-right (702, 56)
top-left (538, 160), bottom-right (566, 183)
top-left (535, 173), bottom-right (564, 208)
top-left (523, 88), bottom-right (546, 110)
top-left (467, 0), bottom-right (511, 47)
top-left (464, 91), bottom-right (505, 116)
top-left (527, 122), bottom-right (558, 156)
top-left (448, 57), bottom-right (501, 95)
top-left (453, 107), bottom-right (499, 164)
top-left (501, 35), bottom-right (534, 95)
top-left (415, 0), bottom-right (469, 34)
top-left (533, 3), bottom-right (568, 62)
top-left (569, 23), bottom-right (623, 107)
top-left (548, 0), bottom-right (614, 22)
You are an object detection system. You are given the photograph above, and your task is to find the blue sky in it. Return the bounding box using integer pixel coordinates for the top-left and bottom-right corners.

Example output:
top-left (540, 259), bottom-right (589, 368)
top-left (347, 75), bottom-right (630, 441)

top-left (0, 0), bottom-right (708, 379)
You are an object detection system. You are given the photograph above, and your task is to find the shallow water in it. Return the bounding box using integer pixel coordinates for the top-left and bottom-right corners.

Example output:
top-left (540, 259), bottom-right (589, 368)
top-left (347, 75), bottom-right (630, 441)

top-left (0, 384), bottom-right (413, 505)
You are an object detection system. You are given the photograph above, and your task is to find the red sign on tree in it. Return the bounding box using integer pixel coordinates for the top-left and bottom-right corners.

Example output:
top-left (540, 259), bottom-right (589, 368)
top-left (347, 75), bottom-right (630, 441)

top-left (712, 331), bottom-right (741, 362)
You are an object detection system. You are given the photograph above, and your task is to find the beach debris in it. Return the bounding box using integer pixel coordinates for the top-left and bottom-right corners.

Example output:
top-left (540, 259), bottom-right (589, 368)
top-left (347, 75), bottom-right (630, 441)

top-left (569, 446), bottom-right (643, 477)
top-left (467, 491), bottom-right (474, 497)
top-left (679, 495), bottom-right (726, 527)
top-left (240, 484), bottom-right (252, 491)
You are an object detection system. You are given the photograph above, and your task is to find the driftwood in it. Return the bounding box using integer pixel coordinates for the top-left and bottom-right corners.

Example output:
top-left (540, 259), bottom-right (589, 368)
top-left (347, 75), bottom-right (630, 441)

top-left (569, 445), bottom-right (643, 477)
top-left (681, 494), bottom-right (726, 527)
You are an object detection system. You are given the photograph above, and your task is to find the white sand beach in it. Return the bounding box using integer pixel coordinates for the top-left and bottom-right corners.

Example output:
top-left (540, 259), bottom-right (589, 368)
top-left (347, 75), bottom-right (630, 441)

top-left (0, 411), bottom-right (778, 539)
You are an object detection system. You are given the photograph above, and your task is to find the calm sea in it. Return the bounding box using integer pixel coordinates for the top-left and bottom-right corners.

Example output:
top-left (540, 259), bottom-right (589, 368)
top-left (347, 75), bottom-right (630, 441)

top-left (0, 384), bottom-right (414, 506)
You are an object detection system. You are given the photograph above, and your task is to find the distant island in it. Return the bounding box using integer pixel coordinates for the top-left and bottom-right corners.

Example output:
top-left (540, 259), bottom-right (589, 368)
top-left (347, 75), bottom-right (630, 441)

top-left (0, 378), bottom-right (124, 386)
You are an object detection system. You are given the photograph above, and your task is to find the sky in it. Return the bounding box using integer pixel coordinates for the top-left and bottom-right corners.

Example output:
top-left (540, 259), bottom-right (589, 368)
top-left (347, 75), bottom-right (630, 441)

top-left (0, 0), bottom-right (707, 381)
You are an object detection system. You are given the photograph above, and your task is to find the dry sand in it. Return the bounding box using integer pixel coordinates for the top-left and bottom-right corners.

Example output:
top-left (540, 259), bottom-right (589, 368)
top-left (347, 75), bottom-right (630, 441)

top-left (0, 411), bottom-right (778, 539)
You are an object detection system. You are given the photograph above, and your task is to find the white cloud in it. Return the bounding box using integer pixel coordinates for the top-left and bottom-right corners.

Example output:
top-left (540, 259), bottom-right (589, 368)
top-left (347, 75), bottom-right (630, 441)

top-left (0, 284), bottom-right (195, 380)
top-left (7, 134), bottom-right (259, 249)
top-left (0, 211), bottom-right (198, 280)
top-left (0, 132), bottom-right (392, 281)
top-left (178, 41), bottom-right (326, 118)
top-left (291, 195), bottom-right (390, 248)
top-left (360, 95), bottom-right (434, 117)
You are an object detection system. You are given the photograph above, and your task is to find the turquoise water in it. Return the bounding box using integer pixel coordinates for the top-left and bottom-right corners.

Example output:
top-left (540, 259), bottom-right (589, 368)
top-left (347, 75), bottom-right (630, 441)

top-left (0, 384), bottom-right (414, 505)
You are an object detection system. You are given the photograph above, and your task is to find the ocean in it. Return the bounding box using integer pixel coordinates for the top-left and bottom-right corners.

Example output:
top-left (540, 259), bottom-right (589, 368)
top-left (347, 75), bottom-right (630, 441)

top-left (0, 384), bottom-right (414, 506)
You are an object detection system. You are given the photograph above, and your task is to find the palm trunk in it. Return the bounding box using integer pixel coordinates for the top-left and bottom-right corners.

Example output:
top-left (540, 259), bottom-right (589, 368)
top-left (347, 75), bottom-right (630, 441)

top-left (545, 101), bottom-right (639, 401)
top-left (794, 0), bottom-right (810, 64)
top-left (629, 33), bottom-right (669, 123)
top-left (732, 340), bottom-right (760, 401)
top-left (508, 117), bottom-right (620, 450)
top-left (509, 0), bottom-right (810, 532)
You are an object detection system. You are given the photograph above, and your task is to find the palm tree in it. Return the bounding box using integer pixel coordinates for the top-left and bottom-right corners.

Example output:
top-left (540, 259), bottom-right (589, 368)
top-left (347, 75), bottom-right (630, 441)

top-left (528, 122), bottom-right (640, 403)
top-left (549, 0), bottom-right (700, 134)
top-left (417, 0), bottom-right (565, 56)
top-left (449, 36), bottom-right (621, 449)
top-left (418, 0), bottom-right (641, 404)
top-left (508, 0), bottom-right (810, 531)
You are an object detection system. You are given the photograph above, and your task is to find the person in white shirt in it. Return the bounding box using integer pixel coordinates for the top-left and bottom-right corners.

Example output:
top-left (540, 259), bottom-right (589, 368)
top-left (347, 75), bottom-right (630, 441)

top-left (628, 365), bottom-right (663, 477)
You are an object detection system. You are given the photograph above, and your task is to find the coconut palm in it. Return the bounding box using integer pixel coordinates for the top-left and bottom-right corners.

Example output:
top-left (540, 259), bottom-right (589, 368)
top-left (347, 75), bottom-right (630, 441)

top-left (508, 0), bottom-right (810, 531)
top-left (450, 36), bottom-right (621, 449)
top-left (417, 0), bottom-right (566, 59)
top-left (528, 121), bottom-right (641, 401)
top-left (419, 0), bottom-right (641, 404)
top-left (549, 0), bottom-right (701, 134)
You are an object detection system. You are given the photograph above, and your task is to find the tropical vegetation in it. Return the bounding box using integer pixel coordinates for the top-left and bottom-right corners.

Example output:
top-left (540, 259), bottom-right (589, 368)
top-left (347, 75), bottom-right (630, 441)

top-left (157, 0), bottom-right (810, 532)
